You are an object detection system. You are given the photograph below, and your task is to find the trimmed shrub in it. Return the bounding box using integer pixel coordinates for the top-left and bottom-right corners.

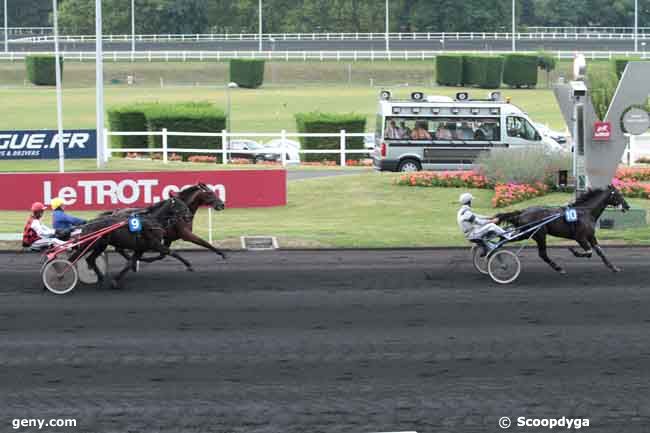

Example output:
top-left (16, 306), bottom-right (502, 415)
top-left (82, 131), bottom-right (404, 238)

top-left (25, 55), bottom-right (63, 86)
top-left (587, 68), bottom-right (619, 120)
top-left (295, 112), bottom-right (366, 163)
top-left (476, 146), bottom-right (571, 188)
top-left (229, 59), bottom-right (265, 88)
top-left (537, 51), bottom-right (557, 87)
top-left (503, 54), bottom-right (538, 88)
top-left (107, 104), bottom-right (154, 157)
top-left (462, 55), bottom-right (503, 88)
top-left (145, 102), bottom-right (226, 161)
top-left (436, 55), bottom-right (464, 86)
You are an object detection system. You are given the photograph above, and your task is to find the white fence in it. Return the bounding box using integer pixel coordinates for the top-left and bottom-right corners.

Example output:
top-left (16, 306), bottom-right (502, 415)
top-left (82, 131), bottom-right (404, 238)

top-left (105, 129), bottom-right (372, 167)
top-left (2, 50), bottom-right (649, 63)
top-left (12, 31), bottom-right (650, 43)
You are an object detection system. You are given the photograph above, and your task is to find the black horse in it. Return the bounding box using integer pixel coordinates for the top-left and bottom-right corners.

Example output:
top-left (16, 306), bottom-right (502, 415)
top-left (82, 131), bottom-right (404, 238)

top-left (101, 183), bottom-right (226, 271)
top-left (68, 213), bottom-right (170, 289)
top-left (497, 185), bottom-right (630, 274)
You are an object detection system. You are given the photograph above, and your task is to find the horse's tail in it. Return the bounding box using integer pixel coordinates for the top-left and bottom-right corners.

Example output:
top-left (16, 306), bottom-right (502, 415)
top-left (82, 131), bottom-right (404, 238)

top-left (495, 210), bottom-right (523, 226)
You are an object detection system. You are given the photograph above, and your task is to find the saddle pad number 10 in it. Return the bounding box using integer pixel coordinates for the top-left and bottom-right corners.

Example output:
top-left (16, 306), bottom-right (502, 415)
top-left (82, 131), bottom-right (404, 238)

top-left (128, 216), bottom-right (143, 233)
top-left (564, 208), bottom-right (578, 223)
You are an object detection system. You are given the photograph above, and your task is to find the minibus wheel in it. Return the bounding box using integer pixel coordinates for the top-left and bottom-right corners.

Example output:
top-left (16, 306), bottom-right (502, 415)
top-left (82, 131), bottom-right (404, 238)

top-left (398, 158), bottom-right (421, 172)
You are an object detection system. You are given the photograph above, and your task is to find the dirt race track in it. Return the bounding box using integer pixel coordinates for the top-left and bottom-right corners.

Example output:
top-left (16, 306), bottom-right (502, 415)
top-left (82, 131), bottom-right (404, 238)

top-left (1, 248), bottom-right (649, 433)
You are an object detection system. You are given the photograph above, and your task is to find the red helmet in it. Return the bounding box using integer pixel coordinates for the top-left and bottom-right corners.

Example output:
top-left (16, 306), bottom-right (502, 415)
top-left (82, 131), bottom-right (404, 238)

top-left (31, 202), bottom-right (46, 212)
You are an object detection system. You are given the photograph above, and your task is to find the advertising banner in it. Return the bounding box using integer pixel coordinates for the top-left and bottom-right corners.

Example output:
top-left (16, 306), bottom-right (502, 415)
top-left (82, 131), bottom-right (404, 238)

top-left (0, 170), bottom-right (286, 210)
top-left (0, 130), bottom-right (97, 160)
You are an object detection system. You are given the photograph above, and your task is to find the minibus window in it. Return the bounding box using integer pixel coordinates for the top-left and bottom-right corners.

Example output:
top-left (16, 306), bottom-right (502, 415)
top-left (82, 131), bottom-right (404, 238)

top-left (507, 116), bottom-right (539, 141)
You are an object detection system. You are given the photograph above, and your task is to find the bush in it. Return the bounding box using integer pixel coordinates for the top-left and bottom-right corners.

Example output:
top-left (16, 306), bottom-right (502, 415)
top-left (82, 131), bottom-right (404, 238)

top-left (295, 112), bottom-right (366, 163)
top-left (25, 55), bottom-right (63, 86)
top-left (537, 51), bottom-right (557, 87)
top-left (436, 55), bottom-right (464, 86)
top-left (476, 146), bottom-right (571, 187)
top-left (462, 55), bottom-right (503, 88)
top-left (145, 102), bottom-right (226, 161)
top-left (587, 68), bottom-right (619, 120)
top-left (107, 104), bottom-right (154, 157)
top-left (229, 59), bottom-right (265, 88)
top-left (502, 54), bottom-right (538, 88)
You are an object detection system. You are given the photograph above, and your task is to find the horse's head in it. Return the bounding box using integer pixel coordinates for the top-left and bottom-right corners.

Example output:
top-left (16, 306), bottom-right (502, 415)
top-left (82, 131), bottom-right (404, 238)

top-left (607, 185), bottom-right (630, 212)
top-left (196, 183), bottom-right (225, 211)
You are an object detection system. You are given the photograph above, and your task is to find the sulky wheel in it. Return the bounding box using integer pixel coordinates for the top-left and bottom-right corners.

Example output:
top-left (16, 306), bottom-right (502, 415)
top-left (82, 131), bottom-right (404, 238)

top-left (487, 249), bottom-right (521, 284)
top-left (42, 259), bottom-right (79, 295)
top-left (471, 245), bottom-right (489, 275)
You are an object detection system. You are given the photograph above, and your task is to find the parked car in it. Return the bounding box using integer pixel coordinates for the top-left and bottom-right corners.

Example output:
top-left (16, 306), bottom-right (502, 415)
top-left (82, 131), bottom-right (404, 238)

top-left (264, 138), bottom-right (301, 164)
top-left (228, 139), bottom-right (279, 163)
top-left (534, 122), bottom-right (570, 151)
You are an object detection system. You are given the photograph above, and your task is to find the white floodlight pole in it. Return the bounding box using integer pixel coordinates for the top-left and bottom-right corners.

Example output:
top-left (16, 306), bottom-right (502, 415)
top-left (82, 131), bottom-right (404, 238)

top-left (53, 0), bottom-right (65, 173)
top-left (131, 0), bottom-right (135, 53)
top-left (512, 0), bottom-right (517, 51)
top-left (634, 0), bottom-right (638, 52)
top-left (3, 0), bottom-right (8, 53)
top-left (385, 0), bottom-right (389, 52)
top-left (258, 0), bottom-right (262, 51)
top-left (96, 0), bottom-right (106, 167)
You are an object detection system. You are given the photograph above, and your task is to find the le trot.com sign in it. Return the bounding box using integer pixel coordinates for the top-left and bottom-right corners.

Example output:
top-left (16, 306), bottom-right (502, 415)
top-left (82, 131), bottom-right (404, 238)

top-left (0, 170), bottom-right (287, 210)
top-left (0, 129), bottom-right (97, 160)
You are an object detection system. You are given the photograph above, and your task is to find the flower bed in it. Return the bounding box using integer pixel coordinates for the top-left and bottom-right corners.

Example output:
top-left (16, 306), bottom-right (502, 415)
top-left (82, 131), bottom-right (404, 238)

top-left (612, 177), bottom-right (650, 199)
top-left (187, 155), bottom-right (217, 163)
top-left (492, 182), bottom-right (549, 208)
top-left (616, 167), bottom-right (650, 182)
top-left (395, 171), bottom-right (491, 189)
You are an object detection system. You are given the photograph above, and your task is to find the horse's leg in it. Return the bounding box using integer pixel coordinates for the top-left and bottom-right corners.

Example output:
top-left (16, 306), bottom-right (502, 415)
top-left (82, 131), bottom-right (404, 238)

top-left (85, 244), bottom-right (110, 289)
top-left (533, 232), bottom-right (566, 274)
top-left (568, 238), bottom-right (593, 258)
top-left (113, 252), bottom-right (140, 289)
top-left (589, 236), bottom-right (621, 272)
top-left (178, 226), bottom-right (227, 260)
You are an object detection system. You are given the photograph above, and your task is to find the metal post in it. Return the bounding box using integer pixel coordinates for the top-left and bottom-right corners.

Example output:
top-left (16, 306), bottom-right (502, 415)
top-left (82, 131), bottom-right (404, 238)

top-left (53, 0), bottom-right (65, 173)
top-left (221, 129), bottom-right (227, 165)
top-left (385, 0), bottom-right (389, 52)
top-left (258, 0), bottom-right (262, 51)
top-left (340, 130), bottom-right (346, 167)
top-left (3, 0), bottom-right (7, 53)
top-left (95, 0), bottom-right (105, 168)
top-left (208, 207), bottom-right (213, 245)
top-left (162, 128), bottom-right (168, 164)
top-left (512, 0), bottom-right (517, 51)
top-left (281, 129), bottom-right (287, 167)
top-left (131, 0), bottom-right (135, 53)
top-left (634, 0), bottom-right (638, 52)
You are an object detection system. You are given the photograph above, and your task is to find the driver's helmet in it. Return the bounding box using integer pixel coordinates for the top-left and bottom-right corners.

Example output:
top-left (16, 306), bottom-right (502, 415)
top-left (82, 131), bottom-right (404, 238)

top-left (50, 197), bottom-right (64, 210)
top-left (31, 202), bottom-right (46, 212)
top-left (459, 193), bottom-right (473, 205)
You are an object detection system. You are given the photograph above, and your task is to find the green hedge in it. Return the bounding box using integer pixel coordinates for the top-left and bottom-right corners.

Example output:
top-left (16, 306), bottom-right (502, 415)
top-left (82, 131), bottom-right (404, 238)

top-left (295, 112), bottom-right (366, 163)
top-left (229, 59), bottom-right (265, 88)
top-left (462, 55), bottom-right (503, 88)
top-left (25, 55), bottom-right (63, 86)
top-left (436, 55), bottom-right (464, 86)
top-left (145, 102), bottom-right (226, 161)
top-left (502, 54), bottom-right (538, 88)
top-left (587, 69), bottom-right (619, 120)
top-left (107, 104), bottom-right (153, 157)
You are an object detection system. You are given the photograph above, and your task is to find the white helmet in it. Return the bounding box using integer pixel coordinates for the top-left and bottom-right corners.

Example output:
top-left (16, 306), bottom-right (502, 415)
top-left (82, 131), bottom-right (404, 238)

top-left (459, 193), bottom-right (473, 205)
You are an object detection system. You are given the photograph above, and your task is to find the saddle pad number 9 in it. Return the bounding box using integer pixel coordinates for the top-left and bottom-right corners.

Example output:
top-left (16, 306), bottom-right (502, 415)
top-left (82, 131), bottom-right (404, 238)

top-left (564, 208), bottom-right (578, 223)
top-left (128, 216), bottom-right (143, 233)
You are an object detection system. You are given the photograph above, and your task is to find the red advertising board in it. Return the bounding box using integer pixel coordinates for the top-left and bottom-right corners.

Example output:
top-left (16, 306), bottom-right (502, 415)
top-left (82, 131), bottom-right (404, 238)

top-left (593, 121), bottom-right (612, 141)
top-left (0, 169), bottom-right (286, 210)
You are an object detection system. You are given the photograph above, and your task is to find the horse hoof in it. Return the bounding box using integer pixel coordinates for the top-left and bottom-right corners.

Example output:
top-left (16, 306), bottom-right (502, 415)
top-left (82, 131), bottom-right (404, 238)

top-left (220, 254), bottom-right (227, 261)
top-left (110, 281), bottom-right (122, 290)
top-left (612, 267), bottom-right (622, 273)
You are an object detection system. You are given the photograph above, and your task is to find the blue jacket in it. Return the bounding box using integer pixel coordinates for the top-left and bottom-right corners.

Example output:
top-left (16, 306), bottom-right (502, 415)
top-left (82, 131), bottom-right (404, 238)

top-left (52, 209), bottom-right (86, 231)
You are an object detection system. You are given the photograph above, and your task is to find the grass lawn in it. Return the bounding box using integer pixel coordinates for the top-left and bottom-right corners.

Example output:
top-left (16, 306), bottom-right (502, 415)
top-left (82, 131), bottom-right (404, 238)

top-left (0, 84), bottom-right (567, 134)
top-left (1, 172), bottom-right (648, 248)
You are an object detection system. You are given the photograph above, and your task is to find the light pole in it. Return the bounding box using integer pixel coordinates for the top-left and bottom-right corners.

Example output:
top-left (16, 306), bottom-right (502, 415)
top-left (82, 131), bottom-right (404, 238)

top-left (634, 0), bottom-right (638, 52)
top-left (52, 0), bottom-right (65, 173)
top-left (226, 82), bottom-right (238, 161)
top-left (385, 0), bottom-right (389, 52)
top-left (512, 0), bottom-right (517, 51)
top-left (3, 0), bottom-right (8, 53)
top-left (131, 0), bottom-right (135, 53)
top-left (95, 0), bottom-right (106, 167)
top-left (258, 0), bottom-right (262, 51)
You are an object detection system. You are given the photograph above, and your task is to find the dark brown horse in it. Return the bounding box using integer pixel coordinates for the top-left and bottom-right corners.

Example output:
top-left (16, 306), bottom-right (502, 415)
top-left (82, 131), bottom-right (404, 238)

top-left (103, 183), bottom-right (226, 271)
top-left (497, 185), bottom-right (630, 274)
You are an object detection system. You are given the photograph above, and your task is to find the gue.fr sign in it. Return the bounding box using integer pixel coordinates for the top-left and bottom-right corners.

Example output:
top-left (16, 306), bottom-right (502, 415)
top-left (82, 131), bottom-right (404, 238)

top-left (592, 121), bottom-right (612, 141)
